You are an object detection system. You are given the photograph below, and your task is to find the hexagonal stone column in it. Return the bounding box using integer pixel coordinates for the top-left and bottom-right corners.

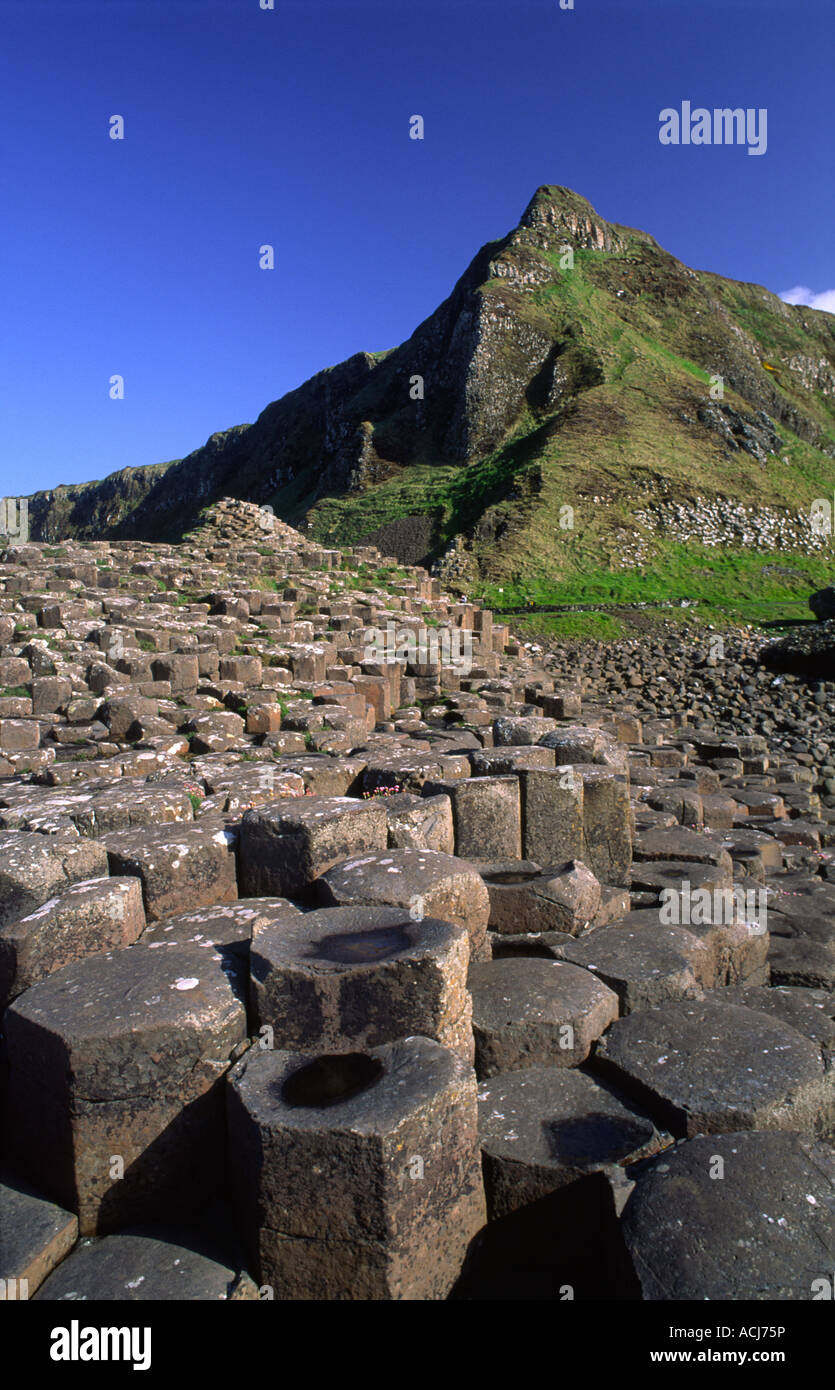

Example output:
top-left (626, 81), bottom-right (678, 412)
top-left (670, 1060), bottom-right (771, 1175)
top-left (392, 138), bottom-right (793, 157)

top-left (250, 905), bottom-right (473, 1063)
top-left (227, 1036), bottom-right (486, 1299)
top-left (470, 746), bottom-right (555, 775)
top-left (520, 768), bottom-right (584, 867)
top-left (478, 1066), bottom-right (660, 1219)
top-left (480, 860), bottom-right (601, 936)
top-left (550, 918), bottom-right (710, 1012)
top-left (0, 876), bottom-right (145, 1009)
top-left (594, 997), bottom-right (833, 1136)
top-left (317, 848), bottom-right (491, 962)
top-left (539, 725), bottom-right (626, 772)
top-left (716, 984), bottom-right (835, 1066)
top-left (3, 943), bottom-right (247, 1234)
top-left (493, 716), bottom-right (558, 745)
top-left (0, 1171), bottom-right (78, 1298)
top-left (621, 1132), bottom-right (835, 1300)
top-left (0, 832), bottom-right (109, 929)
top-left (102, 820), bottom-right (238, 920)
top-left (239, 796), bottom-right (388, 899)
top-left (423, 777), bottom-right (522, 861)
top-left (576, 767), bottom-right (632, 886)
top-left (34, 1230), bottom-right (258, 1301)
top-left (384, 792), bottom-right (454, 854)
top-left (469, 958), bottom-right (619, 1077)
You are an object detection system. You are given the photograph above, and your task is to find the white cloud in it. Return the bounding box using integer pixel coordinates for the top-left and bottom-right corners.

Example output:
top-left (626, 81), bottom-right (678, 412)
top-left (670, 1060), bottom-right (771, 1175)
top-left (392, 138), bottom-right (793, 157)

top-left (780, 285), bottom-right (835, 314)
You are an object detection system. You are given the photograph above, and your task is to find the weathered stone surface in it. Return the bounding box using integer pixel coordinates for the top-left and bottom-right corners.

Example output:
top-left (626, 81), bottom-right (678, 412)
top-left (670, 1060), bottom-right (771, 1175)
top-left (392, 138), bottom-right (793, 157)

top-left (140, 896), bottom-right (301, 958)
top-left (184, 710), bottom-right (246, 754)
top-left (422, 775), bottom-right (521, 861)
top-left (266, 755), bottom-right (366, 797)
top-left (102, 819), bottom-right (238, 921)
top-left (470, 745), bottom-right (555, 775)
top-left (550, 921), bottom-right (708, 1012)
top-left (99, 695), bottom-right (158, 741)
top-left (632, 825), bottom-right (734, 871)
top-left (714, 984), bottom-right (835, 1068)
top-left (199, 764), bottom-right (305, 815)
top-left (250, 904), bottom-right (473, 1062)
top-left (384, 792), bottom-right (454, 854)
top-left (595, 997), bottom-right (833, 1137)
top-left (622, 1132), bottom-right (835, 1300)
top-left (34, 1229), bottom-right (258, 1301)
top-left (481, 860), bottom-right (601, 936)
top-left (494, 716), bottom-right (558, 746)
top-left (0, 833), bottom-right (109, 929)
top-left (239, 796), bottom-right (387, 899)
top-left (0, 719), bottom-right (39, 752)
top-left (3, 943), bottom-right (247, 1234)
top-left (576, 767), bottom-right (632, 886)
top-left (0, 876), bottom-right (145, 1007)
top-left (629, 857), bottom-right (734, 902)
top-left (75, 783), bottom-right (196, 836)
top-left (520, 767), bottom-right (584, 866)
top-left (0, 1171), bottom-right (78, 1297)
top-left (612, 905), bottom-right (769, 991)
top-left (318, 848), bottom-right (491, 962)
top-left (539, 725), bottom-right (626, 773)
top-left (765, 878), bottom-right (835, 988)
top-left (227, 1036), bottom-right (486, 1299)
top-left (151, 653), bottom-right (199, 694)
top-left (718, 826), bottom-right (784, 875)
top-left (362, 753), bottom-right (448, 795)
top-left (469, 958), bottom-right (619, 1076)
top-left (478, 1066), bottom-right (660, 1218)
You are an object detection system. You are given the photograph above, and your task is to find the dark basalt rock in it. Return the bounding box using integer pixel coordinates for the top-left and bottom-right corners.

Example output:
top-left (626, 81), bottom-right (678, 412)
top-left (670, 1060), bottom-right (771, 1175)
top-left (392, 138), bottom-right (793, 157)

top-left (759, 620), bottom-right (835, 678)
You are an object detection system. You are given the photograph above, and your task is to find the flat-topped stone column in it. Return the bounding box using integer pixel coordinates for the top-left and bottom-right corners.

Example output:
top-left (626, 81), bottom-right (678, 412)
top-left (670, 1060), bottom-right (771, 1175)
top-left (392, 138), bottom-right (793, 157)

top-left (0, 876), bottom-right (145, 1009)
top-left (3, 943), bottom-right (247, 1234)
top-left (622, 1132), bottom-right (835, 1300)
top-left (239, 796), bottom-right (388, 899)
top-left (102, 820), bottom-right (238, 920)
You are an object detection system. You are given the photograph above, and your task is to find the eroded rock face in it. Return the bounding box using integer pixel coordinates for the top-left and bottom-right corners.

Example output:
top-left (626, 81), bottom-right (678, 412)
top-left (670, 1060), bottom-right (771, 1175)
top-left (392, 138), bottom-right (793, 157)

top-left (0, 499), bottom-right (832, 1302)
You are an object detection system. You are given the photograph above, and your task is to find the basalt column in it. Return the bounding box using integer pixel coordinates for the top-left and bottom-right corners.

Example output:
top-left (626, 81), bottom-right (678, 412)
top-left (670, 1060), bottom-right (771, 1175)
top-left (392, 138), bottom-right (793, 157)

top-left (227, 1036), bottom-right (486, 1299)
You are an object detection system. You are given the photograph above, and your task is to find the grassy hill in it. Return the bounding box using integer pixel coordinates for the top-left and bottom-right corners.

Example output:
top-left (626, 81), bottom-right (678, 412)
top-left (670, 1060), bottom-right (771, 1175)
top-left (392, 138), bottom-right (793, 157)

top-left (24, 186), bottom-right (835, 633)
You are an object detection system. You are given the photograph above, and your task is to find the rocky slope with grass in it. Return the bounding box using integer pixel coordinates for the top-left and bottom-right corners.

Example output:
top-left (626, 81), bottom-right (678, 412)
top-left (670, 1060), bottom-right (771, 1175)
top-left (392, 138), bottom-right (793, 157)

top-left (22, 186), bottom-right (835, 628)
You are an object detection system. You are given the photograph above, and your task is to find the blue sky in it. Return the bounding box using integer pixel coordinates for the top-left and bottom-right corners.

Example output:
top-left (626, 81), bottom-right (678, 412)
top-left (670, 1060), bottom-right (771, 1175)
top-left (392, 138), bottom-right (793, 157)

top-left (1, 0), bottom-right (832, 497)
